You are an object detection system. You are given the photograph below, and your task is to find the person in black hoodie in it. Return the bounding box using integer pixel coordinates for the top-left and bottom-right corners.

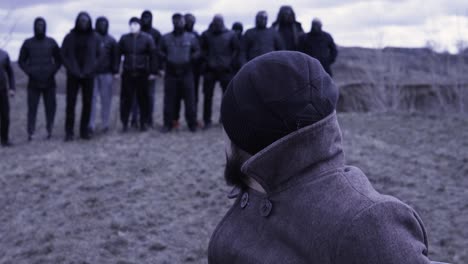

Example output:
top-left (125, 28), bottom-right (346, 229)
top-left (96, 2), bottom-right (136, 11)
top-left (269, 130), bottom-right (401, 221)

top-left (241, 11), bottom-right (284, 63)
top-left (131, 10), bottom-right (162, 128)
top-left (298, 18), bottom-right (338, 77)
top-left (0, 49), bottom-right (15, 147)
top-left (200, 15), bottom-right (240, 129)
top-left (160, 13), bottom-right (200, 133)
top-left (61, 12), bottom-right (101, 141)
top-left (118, 17), bottom-right (157, 132)
top-left (89, 16), bottom-right (119, 133)
top-left (19, 17), bottom-right (62, 141)
top-left (271, 5), bottom-right (304, 51)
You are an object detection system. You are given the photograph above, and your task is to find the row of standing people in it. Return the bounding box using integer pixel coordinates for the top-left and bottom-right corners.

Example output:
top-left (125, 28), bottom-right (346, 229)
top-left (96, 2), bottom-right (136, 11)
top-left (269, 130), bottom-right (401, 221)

top-left (0, 5), bottom-right (338, 146)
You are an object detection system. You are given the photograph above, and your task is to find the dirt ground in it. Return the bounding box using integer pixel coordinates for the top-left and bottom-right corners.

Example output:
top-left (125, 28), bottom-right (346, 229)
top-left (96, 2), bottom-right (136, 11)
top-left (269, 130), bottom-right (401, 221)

top-left (0, 85), bottom-right (466, 263)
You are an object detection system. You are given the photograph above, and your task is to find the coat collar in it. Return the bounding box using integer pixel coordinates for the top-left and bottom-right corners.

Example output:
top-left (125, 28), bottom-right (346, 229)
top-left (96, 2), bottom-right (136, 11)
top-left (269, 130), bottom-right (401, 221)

top-left (241, 111), bottom-right (345, 194)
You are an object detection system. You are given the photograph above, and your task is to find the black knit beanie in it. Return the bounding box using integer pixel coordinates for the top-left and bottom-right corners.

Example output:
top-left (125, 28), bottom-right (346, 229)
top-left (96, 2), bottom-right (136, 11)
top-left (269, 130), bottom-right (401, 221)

top-left (221, 51), bottom-right (339, 155)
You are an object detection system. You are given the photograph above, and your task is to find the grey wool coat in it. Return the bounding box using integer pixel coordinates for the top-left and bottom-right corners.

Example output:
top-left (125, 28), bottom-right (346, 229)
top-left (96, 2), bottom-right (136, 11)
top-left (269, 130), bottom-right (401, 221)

top-left (208, 112), bottom-right (433, 264)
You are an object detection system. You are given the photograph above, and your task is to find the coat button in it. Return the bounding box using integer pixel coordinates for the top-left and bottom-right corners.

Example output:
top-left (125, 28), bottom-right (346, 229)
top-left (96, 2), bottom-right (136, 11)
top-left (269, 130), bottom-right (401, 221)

top-left (260, 199), bottom-right (273, 217)
top-left (240, 192), bottom-right (249, 209)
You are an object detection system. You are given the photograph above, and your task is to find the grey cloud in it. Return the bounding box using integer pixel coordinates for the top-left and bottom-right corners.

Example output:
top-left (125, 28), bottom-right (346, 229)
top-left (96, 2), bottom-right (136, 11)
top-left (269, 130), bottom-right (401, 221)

top-left (0, 0), bottom-right (66, 9)
top-left (4, 0), bottom-right (217, 12)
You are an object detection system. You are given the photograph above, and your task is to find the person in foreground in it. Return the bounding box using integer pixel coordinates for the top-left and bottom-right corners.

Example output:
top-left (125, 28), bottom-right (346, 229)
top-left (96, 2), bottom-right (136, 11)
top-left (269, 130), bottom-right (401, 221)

top-left (208, 51), bottom-right (442, 263)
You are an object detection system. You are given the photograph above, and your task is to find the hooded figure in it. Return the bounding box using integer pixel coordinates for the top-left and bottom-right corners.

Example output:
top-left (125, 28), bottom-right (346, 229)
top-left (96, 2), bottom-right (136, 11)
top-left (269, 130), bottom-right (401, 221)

top-left (89, 16), bottom-right (120, 133)
top-left (134, 10), bottom-right (162, 127)
top-left (241, 11), bottom-right (284, 63)
top-left (298, 18), bottom-right (338, 77)
top-left (19, 17), bottom-right (62, 140)
top-left (208, 51), bottom-right (436, 264)
top-left (141, 10), bottom-right (162, 47)
top-left (271, 5), bottom-right (304, 50)
top-left (0, 49), bottom-right (15, 146)
top-left (200, 14), bottom-right (240, 128)
top-left (61, 12), bottom-right (102, 141)
top-left (159, 13), bottom-right (200, 133)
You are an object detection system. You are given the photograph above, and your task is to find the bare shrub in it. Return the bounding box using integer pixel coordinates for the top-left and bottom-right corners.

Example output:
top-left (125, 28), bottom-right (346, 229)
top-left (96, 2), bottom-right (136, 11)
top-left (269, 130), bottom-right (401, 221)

top-left (0, 9), bottom-right (16, 48)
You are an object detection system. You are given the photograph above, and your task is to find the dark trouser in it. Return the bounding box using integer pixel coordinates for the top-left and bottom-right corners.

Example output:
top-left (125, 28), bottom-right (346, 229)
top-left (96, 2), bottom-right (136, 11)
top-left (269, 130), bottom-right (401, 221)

top-left (121, 73), bottom-right (149, 129)
top-left (0, 88), bottom-right (10, 143)
top-left (131, 78), bottom-right (156, 126)
top-left (27, 85), bottom-right (56, 136)
top-left (203, 71), bottom-right (233, 124)
top-left (174, 70), bottom-right (200, 122)
top-left (164, 73), bottom-right (196, 128)
top-left (148, 78), bottom-right (156, 126)
top-left (194, 71), bottom-right (200, 105)
top-left (65, 76), bottom-right (93, 138)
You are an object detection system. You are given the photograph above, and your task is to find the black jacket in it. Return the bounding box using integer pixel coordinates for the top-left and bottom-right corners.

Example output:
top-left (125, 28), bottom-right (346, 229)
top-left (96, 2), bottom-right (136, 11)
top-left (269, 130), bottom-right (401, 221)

top-left (18, 36), bottom-right (62, 88)
top-left (96, 33), bottom-right (119, 74)
top-left (200, 27), bottom-right (240, 72)
top-left (0, 49), bottom-right (15, 91)
top-left (298, 31), bottom-right (338, 74)
top-left (118, 32), bottom-right (157, 75)
top-left (241, 27), bottom-right (284, 63)
top-left (160, 31), bottom-right (200, 76)
top-left (61, 12), bottom-right (102, 78)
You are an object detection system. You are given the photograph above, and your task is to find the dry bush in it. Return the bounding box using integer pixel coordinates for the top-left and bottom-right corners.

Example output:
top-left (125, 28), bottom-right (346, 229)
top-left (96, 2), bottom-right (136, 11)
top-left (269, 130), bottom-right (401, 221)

top-left (335, 46), bottom-right (468, 115)
top-left (0, 9), bottom-right (16, 49)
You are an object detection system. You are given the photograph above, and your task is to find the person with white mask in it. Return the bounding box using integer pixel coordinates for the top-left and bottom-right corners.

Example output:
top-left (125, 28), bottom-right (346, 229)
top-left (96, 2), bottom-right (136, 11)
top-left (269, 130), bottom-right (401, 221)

top-left (117, 17), bottom-right (157, 132)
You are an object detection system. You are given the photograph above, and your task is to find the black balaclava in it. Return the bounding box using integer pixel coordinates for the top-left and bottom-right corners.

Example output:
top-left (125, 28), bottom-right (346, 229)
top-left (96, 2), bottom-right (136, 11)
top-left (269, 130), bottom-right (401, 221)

top-left (34, 17), bottom-right (46, 39)
top-left (184, 13), bottom-right (196, 32)
top-left (74, 12), bottom-right (92, 34)
top-left (275, 6), bottom-right (296, 50)
top-left (211, 15), bottom-right (225, 34)
top-left (221, 51), bottom-right (338, 155)
top-left (141, 10), bottom-right (153, 31)
top-left (232, 22), bottom-right (243, 38)
top-left (95, 16), bottom-right (109, 36)
top-left (311, 18), bottom-right (322, 34)
top-left (277, 5), bottom-right (295, 26)
top-left (255, 11), bottom-right (268, 29)
top-left (172, 13), bottom-right (185, 35)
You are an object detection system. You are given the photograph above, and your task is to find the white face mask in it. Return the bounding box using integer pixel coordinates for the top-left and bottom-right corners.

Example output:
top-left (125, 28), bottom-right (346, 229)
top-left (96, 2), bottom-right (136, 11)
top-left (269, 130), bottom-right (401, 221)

top-left (129, 22), bottom-right (140, 33)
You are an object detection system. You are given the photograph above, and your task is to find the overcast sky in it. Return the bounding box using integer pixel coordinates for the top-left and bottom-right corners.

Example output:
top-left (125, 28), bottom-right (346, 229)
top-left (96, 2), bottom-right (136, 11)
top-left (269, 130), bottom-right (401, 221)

top-left (1, 0), bottom-right (467, 59)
